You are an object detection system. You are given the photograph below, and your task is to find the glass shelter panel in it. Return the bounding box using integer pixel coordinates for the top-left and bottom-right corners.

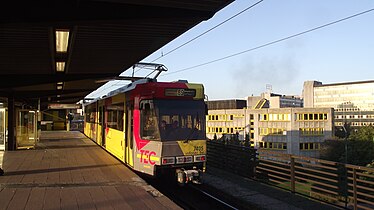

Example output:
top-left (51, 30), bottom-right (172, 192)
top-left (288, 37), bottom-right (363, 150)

top-left (0, 109), bottom-right (5, 151)
top-left (16, 110), bottom-right (37, 149)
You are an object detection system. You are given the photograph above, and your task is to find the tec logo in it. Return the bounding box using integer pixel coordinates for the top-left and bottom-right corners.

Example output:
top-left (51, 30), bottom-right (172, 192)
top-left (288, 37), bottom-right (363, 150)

top-left (139, 150), bottom-right (156, 165)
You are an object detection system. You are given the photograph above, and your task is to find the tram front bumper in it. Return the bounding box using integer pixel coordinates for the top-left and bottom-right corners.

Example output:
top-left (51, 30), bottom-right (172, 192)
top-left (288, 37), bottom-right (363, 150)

top-left (176, 167), bottom-right (203, 185)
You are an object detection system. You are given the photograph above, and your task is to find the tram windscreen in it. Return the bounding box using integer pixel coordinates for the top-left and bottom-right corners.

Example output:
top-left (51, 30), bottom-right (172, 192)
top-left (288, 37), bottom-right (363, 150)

top-left (140, 100), bottom-right (206, 141)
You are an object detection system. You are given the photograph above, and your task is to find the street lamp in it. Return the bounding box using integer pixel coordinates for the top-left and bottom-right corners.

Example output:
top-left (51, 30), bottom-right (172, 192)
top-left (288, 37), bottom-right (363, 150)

top-left (342, 125), bottom-right (348, 164)
top-left (342, 125), bottom-right (348, 208)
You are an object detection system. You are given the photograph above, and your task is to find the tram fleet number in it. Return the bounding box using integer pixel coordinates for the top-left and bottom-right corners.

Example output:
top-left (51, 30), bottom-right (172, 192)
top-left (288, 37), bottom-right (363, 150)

top-left (194, 146), bottom-right (204, 152)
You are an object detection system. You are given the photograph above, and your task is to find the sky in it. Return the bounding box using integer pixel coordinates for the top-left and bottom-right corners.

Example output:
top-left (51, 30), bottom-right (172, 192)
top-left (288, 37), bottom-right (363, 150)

top-left (87, 0), bottom-right (374, 100)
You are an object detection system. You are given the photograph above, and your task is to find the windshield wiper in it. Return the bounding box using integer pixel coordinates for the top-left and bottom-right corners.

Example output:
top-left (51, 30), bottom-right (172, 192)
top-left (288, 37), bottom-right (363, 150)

top-left (183, 128), bottom-right (197, 143)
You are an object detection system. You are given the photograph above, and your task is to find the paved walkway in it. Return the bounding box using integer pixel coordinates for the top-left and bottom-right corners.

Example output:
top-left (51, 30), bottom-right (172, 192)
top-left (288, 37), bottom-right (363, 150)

top-left (0, 131), bottom-right (180, 210)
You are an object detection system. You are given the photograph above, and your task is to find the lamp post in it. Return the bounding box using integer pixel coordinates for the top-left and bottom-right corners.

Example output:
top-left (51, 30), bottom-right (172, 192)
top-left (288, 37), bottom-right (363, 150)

top-left (342, 125), bottom-right (348, 165)
top-left (342, 102), bottom-right (348, 164)
top-left (342, 125), bottom-right (348, 208)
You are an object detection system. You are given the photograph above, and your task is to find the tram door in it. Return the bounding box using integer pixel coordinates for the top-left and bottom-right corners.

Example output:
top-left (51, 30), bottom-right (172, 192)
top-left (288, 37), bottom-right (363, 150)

top-left (0, 109), bottom-right (6, 151)
top-left (125, 103), bottom-right (134, 167)
top-left (16, 110), bottom-right (37, 149)
top-left (99, 106), bottom-right (106, 147)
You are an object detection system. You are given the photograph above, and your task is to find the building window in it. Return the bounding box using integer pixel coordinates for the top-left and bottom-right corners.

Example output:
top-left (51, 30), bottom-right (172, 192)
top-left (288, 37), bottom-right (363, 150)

top-left (260, 142), bottom-right (286, 150)
top-left (259, 142), bottom-right (264, 148)
top-left (297, 113), bottom-right (328, 121)
top-left (299, 143), bottom-right (321, 150)
top-left (259, 128), bottom-right (268, 135)
top-left (259, 114), bottom-right (268, 121)
top-left (267, 128), bottom-right (285, 136)
top-left (300, 128), bottom-right (324, 136)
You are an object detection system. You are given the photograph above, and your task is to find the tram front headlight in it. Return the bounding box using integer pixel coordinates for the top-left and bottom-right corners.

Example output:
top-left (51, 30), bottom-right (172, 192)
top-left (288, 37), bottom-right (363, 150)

top-left (162, 157), bottom-right (175, 165)
top-left (194, 155), bottom-right (206, 162)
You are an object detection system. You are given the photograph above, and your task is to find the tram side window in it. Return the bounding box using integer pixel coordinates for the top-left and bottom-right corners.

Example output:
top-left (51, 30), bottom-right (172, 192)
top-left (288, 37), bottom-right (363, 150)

top-left (86, 108), bottom-right (96, 123)
top-left (107, 103), bottom-right (124, 131)
top-left (140, 101), bottom-right (160, 140)
top-left (98, 107), bottom-right (102, 125)
top-left (85, 110), bottom-right (90, 122)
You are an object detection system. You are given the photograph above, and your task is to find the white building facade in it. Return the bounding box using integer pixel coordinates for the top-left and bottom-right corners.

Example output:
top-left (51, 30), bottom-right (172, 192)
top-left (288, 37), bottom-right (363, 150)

top-left (303, 80), bottom-right (374, 127)
top-left (207, 107), bottom-right (334, 158)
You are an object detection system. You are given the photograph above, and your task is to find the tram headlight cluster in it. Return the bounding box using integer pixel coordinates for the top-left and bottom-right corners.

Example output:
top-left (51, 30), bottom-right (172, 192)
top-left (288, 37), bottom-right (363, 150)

top-left (161, 155), bottom-right (206, 165)
top-left (176, 156), bottom-right (193, 164)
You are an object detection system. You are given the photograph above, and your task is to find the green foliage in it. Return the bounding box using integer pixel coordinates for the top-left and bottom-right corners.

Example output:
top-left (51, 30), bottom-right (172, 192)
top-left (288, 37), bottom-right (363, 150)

top-left (363, 160), bottom-right (374, 178)
top-left (367, 160), bottom-right (374, 168)
top-left (348, 140), bottom-right (374, 166)
top-left (323, 126), bottom-right (374, 166)
top-left (320, 138), bottom-right (374, 166)
top-left (335, 123), bottom-right (351, 139)
top-left (320, 140), bottom-right (345, 163)
top-left (349, 125), bottom-right (374, 141)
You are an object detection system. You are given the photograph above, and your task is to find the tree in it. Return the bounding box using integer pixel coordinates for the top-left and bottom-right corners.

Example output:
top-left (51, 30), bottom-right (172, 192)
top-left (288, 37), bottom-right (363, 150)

top-left (320, 139), bottom-right (374, 166)
top-left (320, 139), bottom-right (345, 163)
top-left (321, 126), bottom-right (374, 166)
top-left (335, 123), bottom-right (351, 139)
top-left (349, 125), bottom-right (374, 141)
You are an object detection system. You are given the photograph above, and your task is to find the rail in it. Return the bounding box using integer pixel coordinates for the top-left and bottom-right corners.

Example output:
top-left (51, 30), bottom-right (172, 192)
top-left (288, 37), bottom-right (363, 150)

top-left (256, 150), bottom-right (374, 210)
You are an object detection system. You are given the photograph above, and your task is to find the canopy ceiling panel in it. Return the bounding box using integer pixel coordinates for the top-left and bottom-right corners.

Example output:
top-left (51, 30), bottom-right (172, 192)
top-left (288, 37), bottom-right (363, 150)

top-left (0, 0), bottom-right (233, 106)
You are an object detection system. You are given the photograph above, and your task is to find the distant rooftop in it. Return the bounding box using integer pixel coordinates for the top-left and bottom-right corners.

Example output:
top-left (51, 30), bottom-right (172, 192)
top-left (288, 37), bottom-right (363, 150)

top-left (316, 80), bottom-right (374, 87)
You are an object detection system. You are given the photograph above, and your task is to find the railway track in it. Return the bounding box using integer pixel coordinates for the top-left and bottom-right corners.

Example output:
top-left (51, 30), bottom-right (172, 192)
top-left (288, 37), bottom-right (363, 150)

top-left (140, 174), bottom-right (255, 210)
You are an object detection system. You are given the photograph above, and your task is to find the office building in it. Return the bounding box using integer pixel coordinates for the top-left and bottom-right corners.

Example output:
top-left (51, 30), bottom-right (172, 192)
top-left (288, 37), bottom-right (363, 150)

top-left (303, 80), bottom-right (374, 127)
top-left (207, 106), bottom-right (334, 158)
top-left (247, 92), bottom-right (303, 109)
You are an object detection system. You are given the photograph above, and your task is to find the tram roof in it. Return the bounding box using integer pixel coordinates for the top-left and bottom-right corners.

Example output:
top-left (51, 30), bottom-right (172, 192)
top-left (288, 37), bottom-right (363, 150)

top-left (0, 0), bottom-right (232, 108)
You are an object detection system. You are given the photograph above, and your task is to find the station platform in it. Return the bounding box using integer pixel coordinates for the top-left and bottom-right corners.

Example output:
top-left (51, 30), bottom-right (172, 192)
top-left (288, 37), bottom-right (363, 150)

top-left (0, 131), bottom-right (180, 210)
top-left (0, 131), bottom-right (341, 210)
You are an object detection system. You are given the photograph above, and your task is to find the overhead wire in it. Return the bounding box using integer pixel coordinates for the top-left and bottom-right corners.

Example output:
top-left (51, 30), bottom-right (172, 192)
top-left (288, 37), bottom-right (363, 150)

top-left (91, 0), bottom-right (264, 97)
top-left (162, 8), bottom-right (374, 76)
top-left (148, 0), bottom-right (264, 63)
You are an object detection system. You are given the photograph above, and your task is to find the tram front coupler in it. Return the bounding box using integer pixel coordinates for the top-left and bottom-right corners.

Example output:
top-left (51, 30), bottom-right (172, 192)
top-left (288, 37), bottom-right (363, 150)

top-left (176, 167), bottom-right (203, 186)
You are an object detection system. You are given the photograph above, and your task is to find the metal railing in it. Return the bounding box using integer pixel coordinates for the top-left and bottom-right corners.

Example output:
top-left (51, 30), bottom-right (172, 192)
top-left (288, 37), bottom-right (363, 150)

top-left (256, 150), bottom-right (374, 210)
top-left (206, 140), bottom-right (257, 178)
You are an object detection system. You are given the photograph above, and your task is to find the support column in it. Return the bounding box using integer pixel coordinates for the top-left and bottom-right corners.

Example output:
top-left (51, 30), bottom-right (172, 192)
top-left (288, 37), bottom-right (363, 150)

top-left (7, 95), bottom-right (15, 151)
top-left (37, 99), bottom-right (41, 142)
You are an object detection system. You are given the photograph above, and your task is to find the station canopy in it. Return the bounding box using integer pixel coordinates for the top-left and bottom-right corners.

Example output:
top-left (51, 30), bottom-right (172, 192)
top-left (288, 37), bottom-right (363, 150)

top-left (0, 0), bottom-right (232, 108)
